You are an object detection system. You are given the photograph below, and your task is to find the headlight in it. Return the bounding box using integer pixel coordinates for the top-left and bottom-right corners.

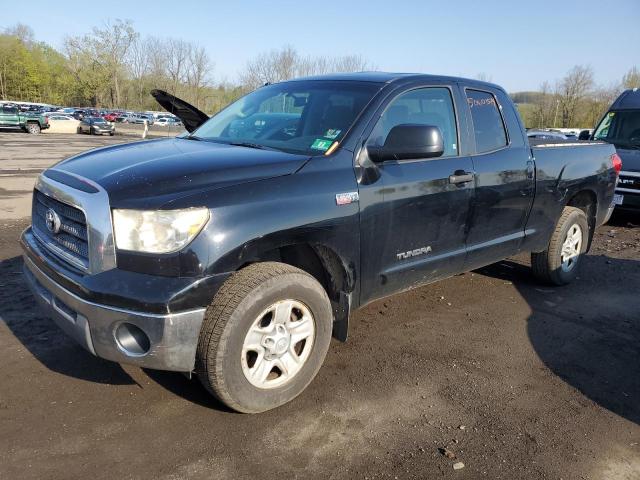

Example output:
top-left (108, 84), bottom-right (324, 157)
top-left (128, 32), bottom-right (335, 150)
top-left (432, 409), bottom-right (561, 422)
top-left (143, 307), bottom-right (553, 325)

top-left (112, 208), bottom-right (209, 253)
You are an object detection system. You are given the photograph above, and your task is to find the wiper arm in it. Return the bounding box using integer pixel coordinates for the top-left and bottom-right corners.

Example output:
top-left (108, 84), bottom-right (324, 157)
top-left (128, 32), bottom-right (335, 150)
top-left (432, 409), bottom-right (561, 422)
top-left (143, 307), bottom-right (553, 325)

top-left (229, 141), bottom-right (275, 151)
top-left (184, 134), bottom-right (202, 141)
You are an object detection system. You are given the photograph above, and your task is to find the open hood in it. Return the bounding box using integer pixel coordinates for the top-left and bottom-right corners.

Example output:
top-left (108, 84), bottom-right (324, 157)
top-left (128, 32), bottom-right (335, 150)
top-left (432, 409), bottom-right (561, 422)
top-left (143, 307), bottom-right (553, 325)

top-left (150, 89), bottom-right (210, 132)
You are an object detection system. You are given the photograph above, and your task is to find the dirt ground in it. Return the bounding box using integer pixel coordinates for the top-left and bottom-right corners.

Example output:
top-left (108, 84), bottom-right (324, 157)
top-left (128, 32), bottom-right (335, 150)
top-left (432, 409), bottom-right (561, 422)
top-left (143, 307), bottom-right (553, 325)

top-left (0, 132), bottom-right (638, 480)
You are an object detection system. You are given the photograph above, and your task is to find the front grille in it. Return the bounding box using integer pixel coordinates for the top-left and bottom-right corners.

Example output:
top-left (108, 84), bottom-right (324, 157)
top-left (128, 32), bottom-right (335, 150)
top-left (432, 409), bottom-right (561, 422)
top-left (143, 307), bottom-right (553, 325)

top-left (32, 189), bottom-right (89, 269)
top-left (617, 174), bottom-right (640, 192)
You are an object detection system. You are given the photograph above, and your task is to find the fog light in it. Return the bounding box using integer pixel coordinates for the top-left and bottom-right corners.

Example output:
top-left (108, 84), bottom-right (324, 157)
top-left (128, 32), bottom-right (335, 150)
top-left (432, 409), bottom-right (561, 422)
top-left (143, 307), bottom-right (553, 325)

top-left (115, 323), bottom-right (150, 356)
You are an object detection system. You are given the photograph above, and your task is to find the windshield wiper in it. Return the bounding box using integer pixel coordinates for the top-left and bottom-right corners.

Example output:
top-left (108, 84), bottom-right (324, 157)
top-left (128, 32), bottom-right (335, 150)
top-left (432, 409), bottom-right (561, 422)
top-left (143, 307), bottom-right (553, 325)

top-left (184, 134), bottom-right (202, 141)
top-left (228, 141), bottom-right (276, 151)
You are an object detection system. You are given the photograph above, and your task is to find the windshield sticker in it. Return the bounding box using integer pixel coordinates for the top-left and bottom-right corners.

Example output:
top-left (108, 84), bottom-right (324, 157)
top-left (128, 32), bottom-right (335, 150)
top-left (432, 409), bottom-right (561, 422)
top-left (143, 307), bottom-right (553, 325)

top-left (311, 138), bottom-right (334, 151)
top-left (323, 129), bottom-right (341, 140)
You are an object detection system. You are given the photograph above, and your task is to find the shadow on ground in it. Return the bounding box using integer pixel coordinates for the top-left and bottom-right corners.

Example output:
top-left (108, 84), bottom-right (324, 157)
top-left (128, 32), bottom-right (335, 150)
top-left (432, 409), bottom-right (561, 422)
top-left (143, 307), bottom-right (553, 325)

top-left (0, 255), bottom-right (136, 386)
top-left (477, 254), bottom-right (640, 425)
top-left (3, 241), bottom-right (638, 423)
top-left (0, 254), bottom-right (232, 411)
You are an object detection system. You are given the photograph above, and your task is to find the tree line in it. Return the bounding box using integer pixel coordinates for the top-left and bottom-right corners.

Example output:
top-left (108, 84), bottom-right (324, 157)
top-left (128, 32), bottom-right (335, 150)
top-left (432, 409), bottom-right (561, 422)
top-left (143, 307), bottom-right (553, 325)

top-left (511, 65), bottom-right (638, 129)
top-left (0, 21), bottom-right (373, 114)
top-left (0, 20), bottom-right (638, 128)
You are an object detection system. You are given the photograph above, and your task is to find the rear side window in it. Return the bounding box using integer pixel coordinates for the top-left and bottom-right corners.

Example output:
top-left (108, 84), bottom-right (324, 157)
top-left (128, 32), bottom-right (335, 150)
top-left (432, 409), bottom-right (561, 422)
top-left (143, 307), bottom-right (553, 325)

top-left (466, 89), bottom-right (507, 153)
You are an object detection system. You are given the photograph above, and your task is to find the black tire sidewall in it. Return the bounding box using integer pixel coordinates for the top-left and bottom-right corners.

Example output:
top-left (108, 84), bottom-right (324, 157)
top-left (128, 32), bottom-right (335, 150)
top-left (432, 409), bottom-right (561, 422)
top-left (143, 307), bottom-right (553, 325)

top-left (549, 210), bottom-right (589, 284)
top-left (211, 273), bottom-right (332, 413)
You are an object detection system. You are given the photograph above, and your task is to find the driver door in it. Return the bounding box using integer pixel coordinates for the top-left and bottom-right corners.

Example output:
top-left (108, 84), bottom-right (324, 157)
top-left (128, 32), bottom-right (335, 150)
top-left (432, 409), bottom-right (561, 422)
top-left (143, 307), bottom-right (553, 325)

top-left (358, 85), bottom-right (475, 305)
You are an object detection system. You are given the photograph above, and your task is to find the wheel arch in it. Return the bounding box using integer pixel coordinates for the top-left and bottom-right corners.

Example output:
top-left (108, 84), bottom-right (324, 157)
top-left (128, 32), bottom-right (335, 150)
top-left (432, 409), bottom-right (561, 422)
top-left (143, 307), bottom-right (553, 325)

top-left (238, 241), bottom-right (354, 342)
top-left (565, 189), bottom-right (598, 251)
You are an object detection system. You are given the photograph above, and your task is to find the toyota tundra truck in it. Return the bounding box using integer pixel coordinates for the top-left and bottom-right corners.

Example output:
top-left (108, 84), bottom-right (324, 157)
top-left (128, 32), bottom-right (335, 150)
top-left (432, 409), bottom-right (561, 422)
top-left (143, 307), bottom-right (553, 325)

top-left (21, 73), bottom-right (620, 413)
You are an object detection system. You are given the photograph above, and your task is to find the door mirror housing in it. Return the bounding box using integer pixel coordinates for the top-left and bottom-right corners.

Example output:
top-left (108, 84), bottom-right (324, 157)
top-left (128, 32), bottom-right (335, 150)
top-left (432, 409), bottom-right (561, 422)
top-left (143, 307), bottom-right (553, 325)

top-left (368, 124), bottom-right (445, 162)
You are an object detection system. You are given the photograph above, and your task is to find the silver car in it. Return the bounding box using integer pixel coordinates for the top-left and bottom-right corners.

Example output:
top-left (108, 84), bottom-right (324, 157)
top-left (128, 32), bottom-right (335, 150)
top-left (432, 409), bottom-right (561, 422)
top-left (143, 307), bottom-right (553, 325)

top-left (77, 117), bottom-right (115, 136)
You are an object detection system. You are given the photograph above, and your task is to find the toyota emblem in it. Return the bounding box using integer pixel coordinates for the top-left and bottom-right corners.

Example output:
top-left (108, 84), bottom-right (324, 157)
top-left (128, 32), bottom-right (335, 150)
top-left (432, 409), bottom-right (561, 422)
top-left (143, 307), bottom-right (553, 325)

top-left (45, 208), bottom-right (61, 234)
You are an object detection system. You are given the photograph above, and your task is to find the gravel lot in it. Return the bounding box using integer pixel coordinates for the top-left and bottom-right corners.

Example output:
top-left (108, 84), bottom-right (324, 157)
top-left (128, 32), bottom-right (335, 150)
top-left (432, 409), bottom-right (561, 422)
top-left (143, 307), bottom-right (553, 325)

top-left (0, 132), bottom-right (638, 479)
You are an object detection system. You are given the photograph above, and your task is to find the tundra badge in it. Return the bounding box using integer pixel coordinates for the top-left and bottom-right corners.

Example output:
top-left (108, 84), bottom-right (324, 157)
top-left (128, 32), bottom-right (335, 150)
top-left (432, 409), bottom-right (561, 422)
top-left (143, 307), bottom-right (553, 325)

top-left (397, 246), bottom-right (432, 260)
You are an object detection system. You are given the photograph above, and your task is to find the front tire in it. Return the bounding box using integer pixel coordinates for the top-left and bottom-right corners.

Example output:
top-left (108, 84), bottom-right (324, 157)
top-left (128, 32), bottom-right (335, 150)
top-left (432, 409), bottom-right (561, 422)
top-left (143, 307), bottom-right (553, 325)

top-left (196, 262), bottom-right (333, 413)
top-left (531, 206), bottom-right (589, 285)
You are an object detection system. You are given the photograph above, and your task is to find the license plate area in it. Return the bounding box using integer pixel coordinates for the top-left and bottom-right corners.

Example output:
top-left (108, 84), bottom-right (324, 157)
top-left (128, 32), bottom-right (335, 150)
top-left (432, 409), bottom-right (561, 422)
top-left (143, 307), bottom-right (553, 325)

top-left (613, 194), bottom-right (624, 206)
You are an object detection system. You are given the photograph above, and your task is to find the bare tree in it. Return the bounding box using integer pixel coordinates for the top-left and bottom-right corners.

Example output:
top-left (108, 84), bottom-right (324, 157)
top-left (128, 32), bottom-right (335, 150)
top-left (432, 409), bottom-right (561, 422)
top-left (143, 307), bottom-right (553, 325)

top-left (186, 46), bottom-right (211, 108)
top-left (89, 19), bottom-right (137, 107)
top-left (4, 23), bottom-right (34, 44)
top-left (532, 81), bottom-right (558, 128)
top-left (127, 37), bottom-right (151, 107)
top-left (622, 66), bottom-right (640, 89)
top-left (240, 45), bottom-right (298, 89)
top-left (555, 65), bottom-right (594, 127)
top-left (475, 72), bottom-right (493, 83)
top-left (166, 38), bottom-right (191, 96)
top-left (331, 54), bottom-right (372, 73)
top-left (582, 84), bottom-right (620, 127)
top-left (240, 46), bottom-right (373, 90)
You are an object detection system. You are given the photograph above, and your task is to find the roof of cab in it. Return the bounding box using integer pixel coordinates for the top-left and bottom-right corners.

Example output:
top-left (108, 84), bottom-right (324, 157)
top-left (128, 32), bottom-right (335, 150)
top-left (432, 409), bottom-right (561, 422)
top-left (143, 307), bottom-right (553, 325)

top-left (610, 88), bottom-right (640, 110)
top-left (286, 71), bottom-right (506, 91)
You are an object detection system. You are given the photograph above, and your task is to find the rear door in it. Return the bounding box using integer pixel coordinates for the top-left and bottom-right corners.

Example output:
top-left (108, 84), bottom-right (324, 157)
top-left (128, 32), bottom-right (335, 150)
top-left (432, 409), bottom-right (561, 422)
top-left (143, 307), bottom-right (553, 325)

top-left (358, 83), bottom-right (475, 305)
top-left (461, 86), bottom-right (535, 270)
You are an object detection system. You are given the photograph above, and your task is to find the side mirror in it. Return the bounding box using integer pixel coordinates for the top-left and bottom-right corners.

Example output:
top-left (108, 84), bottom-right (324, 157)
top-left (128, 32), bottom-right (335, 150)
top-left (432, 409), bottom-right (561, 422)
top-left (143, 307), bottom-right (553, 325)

top-left (368, 124), bottom-right (444, 162)
top-left (578, 130), bottom-right (591, 141)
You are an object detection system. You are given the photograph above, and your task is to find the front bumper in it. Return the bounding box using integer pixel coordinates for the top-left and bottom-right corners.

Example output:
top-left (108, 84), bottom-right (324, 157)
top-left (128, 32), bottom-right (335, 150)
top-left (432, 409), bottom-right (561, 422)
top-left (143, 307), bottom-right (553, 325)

top-left (23, 254), bottom-right (206, 372)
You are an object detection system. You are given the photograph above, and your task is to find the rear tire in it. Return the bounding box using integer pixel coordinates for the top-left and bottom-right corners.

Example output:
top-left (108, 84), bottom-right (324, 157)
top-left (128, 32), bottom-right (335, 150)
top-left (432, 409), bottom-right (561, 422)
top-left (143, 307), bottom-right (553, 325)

top-left (26, 123), bottom-right (41, 134)
top-left (196, 262), bottom-right (333, 413)
top-left (531, 206), bottom-right (589, 285)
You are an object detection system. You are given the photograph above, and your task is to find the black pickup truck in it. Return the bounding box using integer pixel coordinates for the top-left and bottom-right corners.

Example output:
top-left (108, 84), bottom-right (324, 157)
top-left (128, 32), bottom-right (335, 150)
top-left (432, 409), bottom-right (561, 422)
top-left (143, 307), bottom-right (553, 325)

top-left (21, 73), bottom-right (620, 413)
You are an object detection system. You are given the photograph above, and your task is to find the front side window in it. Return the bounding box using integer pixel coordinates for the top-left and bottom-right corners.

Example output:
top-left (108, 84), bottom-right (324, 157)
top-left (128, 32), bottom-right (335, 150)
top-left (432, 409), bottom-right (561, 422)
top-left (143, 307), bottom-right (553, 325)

top-left (594, 110), bottom-right (640, 149)
top-left (192, 81), bottom-right (381, 155)
top-left (368, 87), bottom-right (459, 157)
top-left (466, 89), bottom-right (508, 153)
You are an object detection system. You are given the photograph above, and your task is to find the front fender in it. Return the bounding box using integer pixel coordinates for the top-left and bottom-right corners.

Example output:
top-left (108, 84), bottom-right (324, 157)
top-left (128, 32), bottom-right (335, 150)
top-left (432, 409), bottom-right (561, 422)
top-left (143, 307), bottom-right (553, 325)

top-left (168, 149), bottom-right (362, 301)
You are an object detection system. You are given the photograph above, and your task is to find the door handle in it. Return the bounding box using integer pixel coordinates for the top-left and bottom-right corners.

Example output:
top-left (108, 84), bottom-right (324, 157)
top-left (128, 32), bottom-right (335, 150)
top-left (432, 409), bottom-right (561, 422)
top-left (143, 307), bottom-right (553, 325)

top-left (526, 160), bottom-right (535, 179)
top-left (449, 171), bottom-right (474, 185)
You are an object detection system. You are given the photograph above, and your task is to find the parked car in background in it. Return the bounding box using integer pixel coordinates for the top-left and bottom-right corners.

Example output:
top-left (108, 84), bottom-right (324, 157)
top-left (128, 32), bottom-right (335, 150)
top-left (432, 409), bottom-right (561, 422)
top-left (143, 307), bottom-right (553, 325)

top-left (0, 104), bottom-right (50, 133)
top-left (592, 88), bottom-right (640, 212)
top-left (526, 129), bottom-right (567, 140)
top-left (154, 117), bottom-right (183, 127)
top-left (131, 114), bottom-right (154, 125)
top-left (72, 110), bottom-right (87, 120)
top-left (103, 112), bottom-right (119, 122)
top-left (77, 116), bottom-right (115, 136)
top-left (48, 115), bottom-right (75, 121)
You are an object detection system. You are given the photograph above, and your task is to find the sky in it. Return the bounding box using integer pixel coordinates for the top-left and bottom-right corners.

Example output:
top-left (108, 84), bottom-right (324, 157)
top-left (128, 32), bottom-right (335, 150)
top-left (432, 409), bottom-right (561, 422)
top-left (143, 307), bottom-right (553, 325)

top-left (2, 0), bottom-right (639, 92)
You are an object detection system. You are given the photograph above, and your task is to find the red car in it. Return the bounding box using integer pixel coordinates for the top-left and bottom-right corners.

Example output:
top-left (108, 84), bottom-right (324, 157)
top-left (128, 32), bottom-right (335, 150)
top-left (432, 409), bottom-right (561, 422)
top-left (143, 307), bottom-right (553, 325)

top-left (103, 112), bottom-right (119, 122)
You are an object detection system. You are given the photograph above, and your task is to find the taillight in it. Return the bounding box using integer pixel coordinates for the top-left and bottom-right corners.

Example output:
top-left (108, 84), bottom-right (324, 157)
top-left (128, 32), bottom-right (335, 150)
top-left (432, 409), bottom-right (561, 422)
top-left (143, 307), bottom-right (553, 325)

top-left (44, 115), bottom-right (49, 124)
top-left (611, 153), bottom-right (622, 175)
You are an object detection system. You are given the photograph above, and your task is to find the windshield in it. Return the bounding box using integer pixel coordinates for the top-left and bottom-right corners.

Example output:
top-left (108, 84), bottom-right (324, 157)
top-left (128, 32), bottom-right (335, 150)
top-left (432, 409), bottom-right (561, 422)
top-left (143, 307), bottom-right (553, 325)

top-left (594, 110), bottom-right (640, 149)
top-left (92, 117), bottom-right (106, 123)
top-left (190, 80), bottom-right (381, 155)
